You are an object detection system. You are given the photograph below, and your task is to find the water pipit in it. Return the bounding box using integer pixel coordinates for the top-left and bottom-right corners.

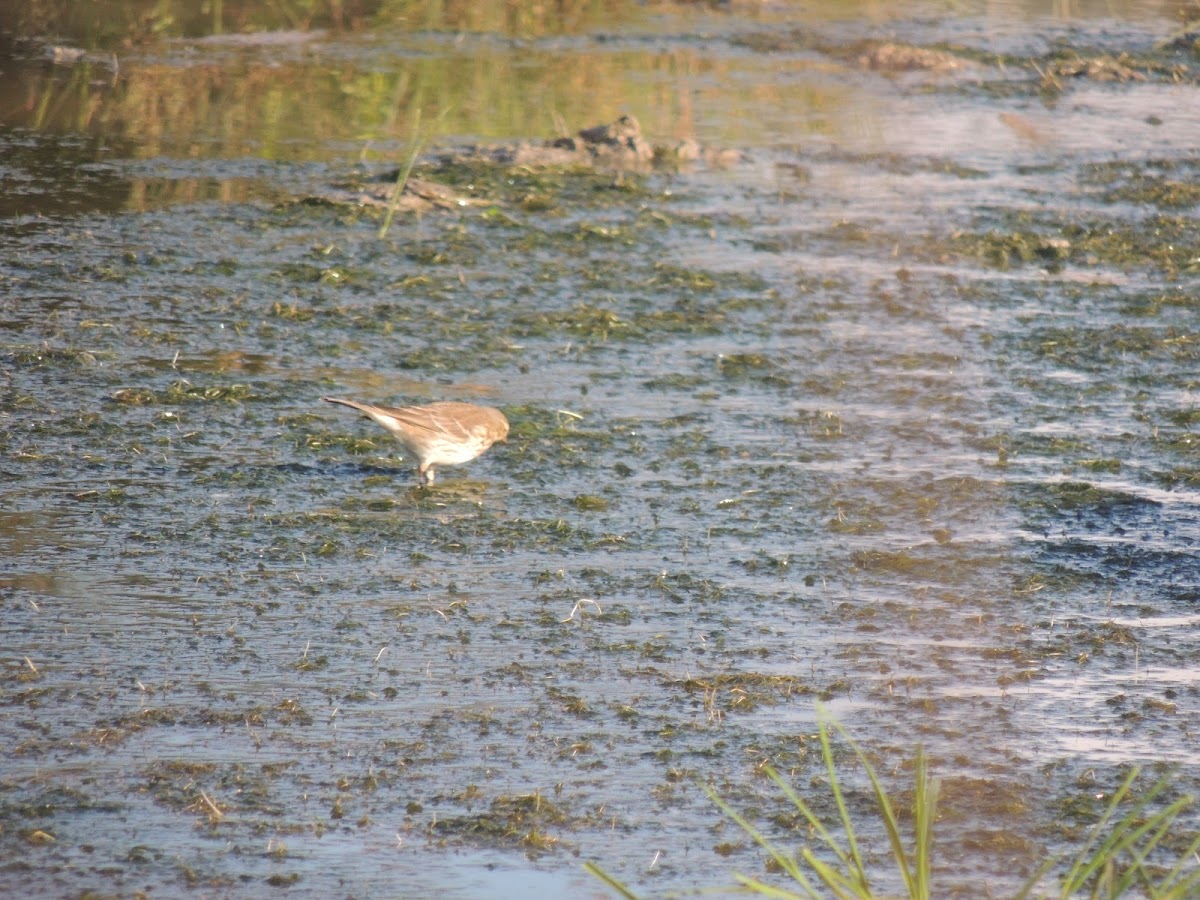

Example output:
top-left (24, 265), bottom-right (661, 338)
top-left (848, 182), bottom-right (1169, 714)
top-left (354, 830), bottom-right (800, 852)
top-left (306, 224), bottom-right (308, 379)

top-left (322, 397), bottom-right (508, 485)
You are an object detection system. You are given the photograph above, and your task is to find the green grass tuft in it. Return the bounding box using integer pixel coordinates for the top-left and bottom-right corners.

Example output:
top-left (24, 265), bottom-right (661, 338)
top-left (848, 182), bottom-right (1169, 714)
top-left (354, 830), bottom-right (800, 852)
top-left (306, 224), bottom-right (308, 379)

top-left (586, 714), bottom-right (1198, 899)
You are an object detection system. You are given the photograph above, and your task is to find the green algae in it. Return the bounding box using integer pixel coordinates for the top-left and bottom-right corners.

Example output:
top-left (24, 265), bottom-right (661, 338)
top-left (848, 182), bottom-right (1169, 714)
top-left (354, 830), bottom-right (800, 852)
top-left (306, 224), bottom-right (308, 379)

top-left (1083, 159), bottom-right (1200, 209)
top-left (112, 381), bottom-right (261, 405)
top-left (943, 212), bottom-right (1200, 276)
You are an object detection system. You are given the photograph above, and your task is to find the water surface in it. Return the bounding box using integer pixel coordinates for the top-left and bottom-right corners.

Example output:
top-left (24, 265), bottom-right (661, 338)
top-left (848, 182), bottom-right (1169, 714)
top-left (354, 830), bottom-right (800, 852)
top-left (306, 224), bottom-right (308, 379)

top-left (3, 1), bottom-right (1200, 896)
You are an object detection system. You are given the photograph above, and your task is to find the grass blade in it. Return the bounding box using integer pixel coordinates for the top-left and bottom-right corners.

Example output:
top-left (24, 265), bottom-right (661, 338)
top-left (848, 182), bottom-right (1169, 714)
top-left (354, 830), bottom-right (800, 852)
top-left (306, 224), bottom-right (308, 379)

top-left (799, 848), bottom-right (873, 899)
top-left (1020, 768), bottom-right (1199, 899)
top-left (1064, 769), bottom-right (1175, 895)
top-left (817, 721), bottom-right (871, 893)
top-left (764, 766), bottom-right (857, 872)
top-left (378, 105), bottom-right (423, 240)
top-left (1157, 829), bottom-right (1200, 893)
top-left (1107, 796), bottom-right (1192, 896)
top-left (827, 718), bottom-right (915, 896)
top-left (912, 745), bottom-right (938, 900)
top-left (1015, 853), bottom-right (1065, 900)
top-left (583, 716), bottom-right (1197, 900)
top-left (1060, 767), bottom-right (1143, 893)
top-left (703, 779), bottom-right (820, 896)
top-left (582, 861), bottom-right (641, 899)
top-left (732, 872), bottom-right (807, 899)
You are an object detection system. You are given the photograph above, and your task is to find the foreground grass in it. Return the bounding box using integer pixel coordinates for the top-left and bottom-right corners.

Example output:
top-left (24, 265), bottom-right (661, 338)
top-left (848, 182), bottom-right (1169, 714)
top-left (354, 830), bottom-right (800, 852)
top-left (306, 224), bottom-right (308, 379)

top-left (586, 717), bottom-right (1200, 899)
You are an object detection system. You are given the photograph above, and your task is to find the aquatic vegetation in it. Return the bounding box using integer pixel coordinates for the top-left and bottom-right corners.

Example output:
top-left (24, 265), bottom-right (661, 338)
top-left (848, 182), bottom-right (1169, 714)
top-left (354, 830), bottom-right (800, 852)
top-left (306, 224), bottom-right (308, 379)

top-left (945, 213), bottom-right (1200, 276)
top-left (112, 380), bottom-right (261, 405)
top-left (6, 4), bottom-right (1200, 899)
top-left (587, 719), bottom-right (1199, 899)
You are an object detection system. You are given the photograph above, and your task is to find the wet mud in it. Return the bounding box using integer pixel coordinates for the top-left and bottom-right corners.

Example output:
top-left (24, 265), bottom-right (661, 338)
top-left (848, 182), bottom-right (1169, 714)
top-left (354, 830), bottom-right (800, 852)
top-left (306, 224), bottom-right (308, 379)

top-left (2, 1), bottom-right (1200, 896)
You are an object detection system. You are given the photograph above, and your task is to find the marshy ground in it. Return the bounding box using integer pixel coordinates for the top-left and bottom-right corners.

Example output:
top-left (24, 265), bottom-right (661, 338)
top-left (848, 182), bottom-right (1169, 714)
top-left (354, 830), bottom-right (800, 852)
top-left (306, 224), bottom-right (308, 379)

top-left (3, 1), bottom-right (1200, 896)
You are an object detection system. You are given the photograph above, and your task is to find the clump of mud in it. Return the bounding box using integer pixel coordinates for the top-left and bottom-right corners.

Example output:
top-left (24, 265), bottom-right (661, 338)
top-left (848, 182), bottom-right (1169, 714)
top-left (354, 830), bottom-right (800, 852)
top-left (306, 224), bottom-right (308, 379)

top-left (321, 116), bottom-right (744, 212)
top-left (452, 115), bottom-right (744, 171)
top-left (856, 41), bottom-right (968, 73)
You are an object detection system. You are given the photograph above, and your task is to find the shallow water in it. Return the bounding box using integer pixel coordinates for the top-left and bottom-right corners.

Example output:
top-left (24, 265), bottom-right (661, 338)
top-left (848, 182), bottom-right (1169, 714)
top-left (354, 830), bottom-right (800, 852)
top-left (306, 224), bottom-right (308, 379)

top-left (3, 1), bottom-right (1200, 896)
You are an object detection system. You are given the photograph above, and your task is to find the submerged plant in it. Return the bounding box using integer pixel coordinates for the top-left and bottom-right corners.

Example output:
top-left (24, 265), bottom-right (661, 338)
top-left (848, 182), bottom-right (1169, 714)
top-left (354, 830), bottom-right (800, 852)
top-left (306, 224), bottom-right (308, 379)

top-left (585, 716), bottom-right (1198, 899)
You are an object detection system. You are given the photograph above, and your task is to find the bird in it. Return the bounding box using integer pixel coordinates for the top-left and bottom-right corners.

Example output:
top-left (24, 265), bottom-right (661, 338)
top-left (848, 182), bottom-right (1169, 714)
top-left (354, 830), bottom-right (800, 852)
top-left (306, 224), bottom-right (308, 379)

top-left (322, 397), bottom-right (508, 485)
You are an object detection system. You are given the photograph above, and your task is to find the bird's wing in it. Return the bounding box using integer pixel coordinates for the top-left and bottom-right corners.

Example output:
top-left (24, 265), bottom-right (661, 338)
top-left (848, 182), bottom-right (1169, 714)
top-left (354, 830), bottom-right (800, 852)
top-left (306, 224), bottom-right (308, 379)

top-left (376, 405), bottom-right (470, 439)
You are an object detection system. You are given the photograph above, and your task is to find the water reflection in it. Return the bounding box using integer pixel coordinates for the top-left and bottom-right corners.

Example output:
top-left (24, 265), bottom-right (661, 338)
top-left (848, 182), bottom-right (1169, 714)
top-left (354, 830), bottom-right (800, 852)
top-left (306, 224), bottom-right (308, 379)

top-left (0, 510), bottom-right (99, 555)
top-left (1, 0), bottom-right (1188, 215)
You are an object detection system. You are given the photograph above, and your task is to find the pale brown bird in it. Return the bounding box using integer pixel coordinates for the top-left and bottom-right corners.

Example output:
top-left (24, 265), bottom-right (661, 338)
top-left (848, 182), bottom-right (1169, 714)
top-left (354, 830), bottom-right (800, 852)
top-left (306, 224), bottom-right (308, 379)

top-left (322, 397), bottom-right (509, 485)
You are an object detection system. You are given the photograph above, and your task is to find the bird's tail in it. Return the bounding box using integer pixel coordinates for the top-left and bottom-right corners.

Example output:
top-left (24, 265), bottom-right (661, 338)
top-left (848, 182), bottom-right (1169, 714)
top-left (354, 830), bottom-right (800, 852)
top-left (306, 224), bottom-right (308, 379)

top-left (322, 397), bottom-right (372, 413)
